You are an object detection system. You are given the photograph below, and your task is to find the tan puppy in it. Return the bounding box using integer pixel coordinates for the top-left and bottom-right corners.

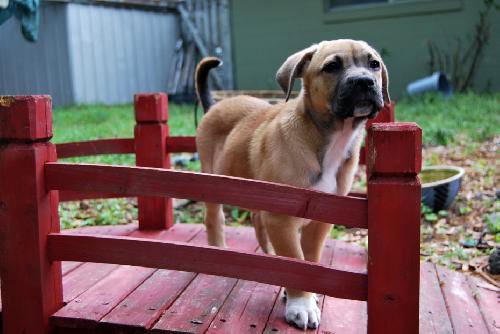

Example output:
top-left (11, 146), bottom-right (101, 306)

top-left (195, 39), bottom-right (390, 329)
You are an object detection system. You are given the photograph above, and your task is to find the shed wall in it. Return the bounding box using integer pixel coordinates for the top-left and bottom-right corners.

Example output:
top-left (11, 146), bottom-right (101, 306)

top-left (67, 4), bottom-right (180, 105)
top-left (0, 3), bottom-right (74, 106)
top-left (0, 3), bottom-right (180, 106)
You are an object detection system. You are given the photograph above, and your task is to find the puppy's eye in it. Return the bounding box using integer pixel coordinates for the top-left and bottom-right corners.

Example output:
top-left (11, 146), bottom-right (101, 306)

top-left (322, 61), bottom-right (342, 73)
top-left (369, 60), bottom-right (380, 70)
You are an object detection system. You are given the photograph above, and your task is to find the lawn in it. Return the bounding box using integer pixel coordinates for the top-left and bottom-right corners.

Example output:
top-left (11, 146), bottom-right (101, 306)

top-left (53, 92), bottom-right (500, 149)
top-left (53, 93), bottom-right (499, 276)
top-left (395, 92), bottom-right (499, 146)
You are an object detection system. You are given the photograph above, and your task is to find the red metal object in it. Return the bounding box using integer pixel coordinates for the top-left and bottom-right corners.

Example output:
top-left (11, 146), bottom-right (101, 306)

top-left (134, 93), bottom-right (173, 230)
top-left (0, 96), bottom-right (62, 334)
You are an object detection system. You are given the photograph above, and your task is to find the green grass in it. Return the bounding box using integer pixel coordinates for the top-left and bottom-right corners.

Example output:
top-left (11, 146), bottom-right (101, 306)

top-left (53, 103), bottom-right (200, 165)
top-left (396, 92), bottom-right (499, 146)
top-left (53, 93), bottom-right (500, 159)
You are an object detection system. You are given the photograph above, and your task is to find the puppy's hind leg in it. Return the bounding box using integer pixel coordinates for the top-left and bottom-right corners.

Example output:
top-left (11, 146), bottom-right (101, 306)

top-left (252, 211), bottom-right (274, 255)
top-left (204, 202), bottom-right (226, 247)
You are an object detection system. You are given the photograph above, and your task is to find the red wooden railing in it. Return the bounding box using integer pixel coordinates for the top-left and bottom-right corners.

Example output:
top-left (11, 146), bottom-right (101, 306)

top-left (0, 95), bottom-right (419, 334)
top-left (54, 98), bottom-right (394, 203)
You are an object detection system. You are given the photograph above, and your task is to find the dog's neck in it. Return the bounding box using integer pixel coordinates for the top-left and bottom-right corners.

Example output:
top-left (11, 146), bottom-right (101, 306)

top-left (293, 92), bottom-right (367, 190)
top-left (300, 90), bottom-right (335, 133)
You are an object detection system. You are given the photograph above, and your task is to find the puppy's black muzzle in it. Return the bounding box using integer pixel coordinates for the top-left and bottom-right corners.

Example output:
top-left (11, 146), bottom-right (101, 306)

top-left (333, 75), bottom-right (384, 119)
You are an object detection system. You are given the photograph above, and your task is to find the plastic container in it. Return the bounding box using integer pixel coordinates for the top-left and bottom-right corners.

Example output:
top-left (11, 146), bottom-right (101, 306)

top-left (421, 165), bottom-right (465, 211)
top-left (407, 72), bottom-right (452, 96)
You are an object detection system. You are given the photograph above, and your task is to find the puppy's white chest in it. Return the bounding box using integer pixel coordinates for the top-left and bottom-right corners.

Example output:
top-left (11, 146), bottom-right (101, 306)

top-left (310, 119), bottom-right (361, 194)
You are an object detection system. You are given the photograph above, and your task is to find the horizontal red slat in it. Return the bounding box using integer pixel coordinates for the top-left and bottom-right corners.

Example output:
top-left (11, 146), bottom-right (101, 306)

top-left (56, 138), bottom-right (135, 158)
top-left (60, 189), bottom-right (363, 203)
top-left (166, 136), bottom-right (197, 153)
top-left (45, 163), bottom-right (367, 228)
top-left (59, 190), bottom-right (127, 202)
top-left (47, 233), bottom-right (367, 301)
top-left (55, 136), bottom-right (197, 159)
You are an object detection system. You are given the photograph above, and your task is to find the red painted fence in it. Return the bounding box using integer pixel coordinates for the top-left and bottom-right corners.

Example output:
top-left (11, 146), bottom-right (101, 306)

top-left (0, 94), bottom-right (418, 334)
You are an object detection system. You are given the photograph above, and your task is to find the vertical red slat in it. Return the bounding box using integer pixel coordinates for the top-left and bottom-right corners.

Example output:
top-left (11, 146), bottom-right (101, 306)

top-left (0, 95), bottom-right (63, 333)
top-left (366, 122), bottom-right (421, 334)
top-left (134, 93), bottom-right (173, 230)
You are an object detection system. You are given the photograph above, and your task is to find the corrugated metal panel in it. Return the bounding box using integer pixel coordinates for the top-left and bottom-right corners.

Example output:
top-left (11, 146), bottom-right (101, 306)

top-left (67, 3), bottom-right (180, 105)
top-left (0, 3), bottom-right (74, 106)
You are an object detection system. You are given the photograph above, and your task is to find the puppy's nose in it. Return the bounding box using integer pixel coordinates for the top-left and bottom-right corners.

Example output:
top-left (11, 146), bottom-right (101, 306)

top-left (350, 76), bottom-right (375, 90)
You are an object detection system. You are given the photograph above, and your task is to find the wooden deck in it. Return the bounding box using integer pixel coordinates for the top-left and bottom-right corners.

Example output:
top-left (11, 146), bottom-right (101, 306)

top-left (1, 223), bottom-right (497, 333)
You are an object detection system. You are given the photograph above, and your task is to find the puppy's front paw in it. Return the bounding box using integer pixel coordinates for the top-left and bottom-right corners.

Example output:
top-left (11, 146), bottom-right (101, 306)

top-left (285, 295), bottom-right (321, 329)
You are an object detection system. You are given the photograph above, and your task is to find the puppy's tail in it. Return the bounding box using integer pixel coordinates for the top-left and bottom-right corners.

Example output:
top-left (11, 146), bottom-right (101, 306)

top-left (195, 57), bottom-right (222, 113)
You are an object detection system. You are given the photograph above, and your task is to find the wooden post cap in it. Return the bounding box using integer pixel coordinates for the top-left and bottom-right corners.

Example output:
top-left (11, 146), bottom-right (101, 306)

top-left (0, 95), bottom-right (52, 141)
top-left (368, 122), bottom-right (422, 175)
top-left (134, 93), bottom-right (168, 123)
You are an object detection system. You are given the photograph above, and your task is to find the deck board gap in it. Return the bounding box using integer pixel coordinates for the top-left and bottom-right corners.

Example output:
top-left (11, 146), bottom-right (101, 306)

top-left (146, 272), bottom-right (202, 331)
top-left (434, 264), bottom-right (457, 334)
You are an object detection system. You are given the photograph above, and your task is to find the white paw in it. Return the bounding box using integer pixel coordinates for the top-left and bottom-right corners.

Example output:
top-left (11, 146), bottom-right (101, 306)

top-left (285, 295), bottom-right (321, 329)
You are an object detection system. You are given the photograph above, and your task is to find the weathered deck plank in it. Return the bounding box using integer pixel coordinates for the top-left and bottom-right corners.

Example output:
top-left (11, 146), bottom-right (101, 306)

top-left (436, 265), bottom-right (490, 333)
top-left (98, 224), bottom-right (204, 330)
top-left (467, 275), bottom-right (500, 333)
top-left (207, 280), bottom-right (281, 334)
top-left (419, 262), bottom-right (453, 334)
top-left (1, 223), bottom-right (492, 333)
top-left (262, 238), bottom-right (336, 334)
top-left (318, 240), bottom-right (368, 334)
top-left (53, 265), bottom-right (155, 328)
top-left (151, 227), bottom-right (260, 333)
top-left (62, 262), bottom-right (121, 304)
top-left (52, 224), bottom-right (203, 330)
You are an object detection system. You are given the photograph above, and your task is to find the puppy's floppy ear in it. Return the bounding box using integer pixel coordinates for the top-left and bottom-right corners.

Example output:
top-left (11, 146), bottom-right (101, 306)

top-left (381, 61), bottom-right (391, 104)
top-left (276, 44), bottom-right (318, 102)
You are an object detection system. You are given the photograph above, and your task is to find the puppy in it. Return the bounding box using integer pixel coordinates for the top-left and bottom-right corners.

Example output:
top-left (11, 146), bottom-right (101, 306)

top-left (195, 39), bottom-right (390, 329)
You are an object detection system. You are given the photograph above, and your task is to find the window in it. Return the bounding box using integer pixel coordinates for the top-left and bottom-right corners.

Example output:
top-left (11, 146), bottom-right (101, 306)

top-left (324, 0), bottom-right (463, 23)
top-left (330, 0), bottom-right (389, 9)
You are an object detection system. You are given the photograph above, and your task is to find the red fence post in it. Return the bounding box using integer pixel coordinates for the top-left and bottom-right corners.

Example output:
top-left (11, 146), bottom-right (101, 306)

top-left (0, 96), bottom-right (63, 333)
top-left (366, 122), bottom-right (422, 334)
top-left (360, 102), bottom-right (395, 166)
top-left (134, 93), bottom-right (173, 230)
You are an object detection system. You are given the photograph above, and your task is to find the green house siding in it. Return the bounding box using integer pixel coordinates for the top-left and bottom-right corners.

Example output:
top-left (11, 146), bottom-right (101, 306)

top-left (230, 0), bottom-right (500, 97)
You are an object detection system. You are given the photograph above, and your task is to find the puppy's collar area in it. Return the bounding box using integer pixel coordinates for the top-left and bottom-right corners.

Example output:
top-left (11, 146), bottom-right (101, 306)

top-left (304, 106), bottom-right (335, 133)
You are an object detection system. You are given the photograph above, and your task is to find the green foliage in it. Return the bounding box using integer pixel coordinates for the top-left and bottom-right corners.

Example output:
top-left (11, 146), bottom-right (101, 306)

top-left (330, 225), bottom-right (346, 239)
top-left (396, 93), bottom-right (500, 146)
top-left (458, 207), bottom-right (472, 216)
top-left (421, 204), bottom-right (439, 222)
top-left (59, 199), bottom-right (137, 229)
top-left (229, 207), bottom-right (250, 225)
top-left (438, 210), bottom-right (449, 218)
top-left (485, 213), bottom-right (499, 234)
top-left (53, 103), bottom-right (199, 166)
top-left (175, 208), bottom-right (204, 224)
